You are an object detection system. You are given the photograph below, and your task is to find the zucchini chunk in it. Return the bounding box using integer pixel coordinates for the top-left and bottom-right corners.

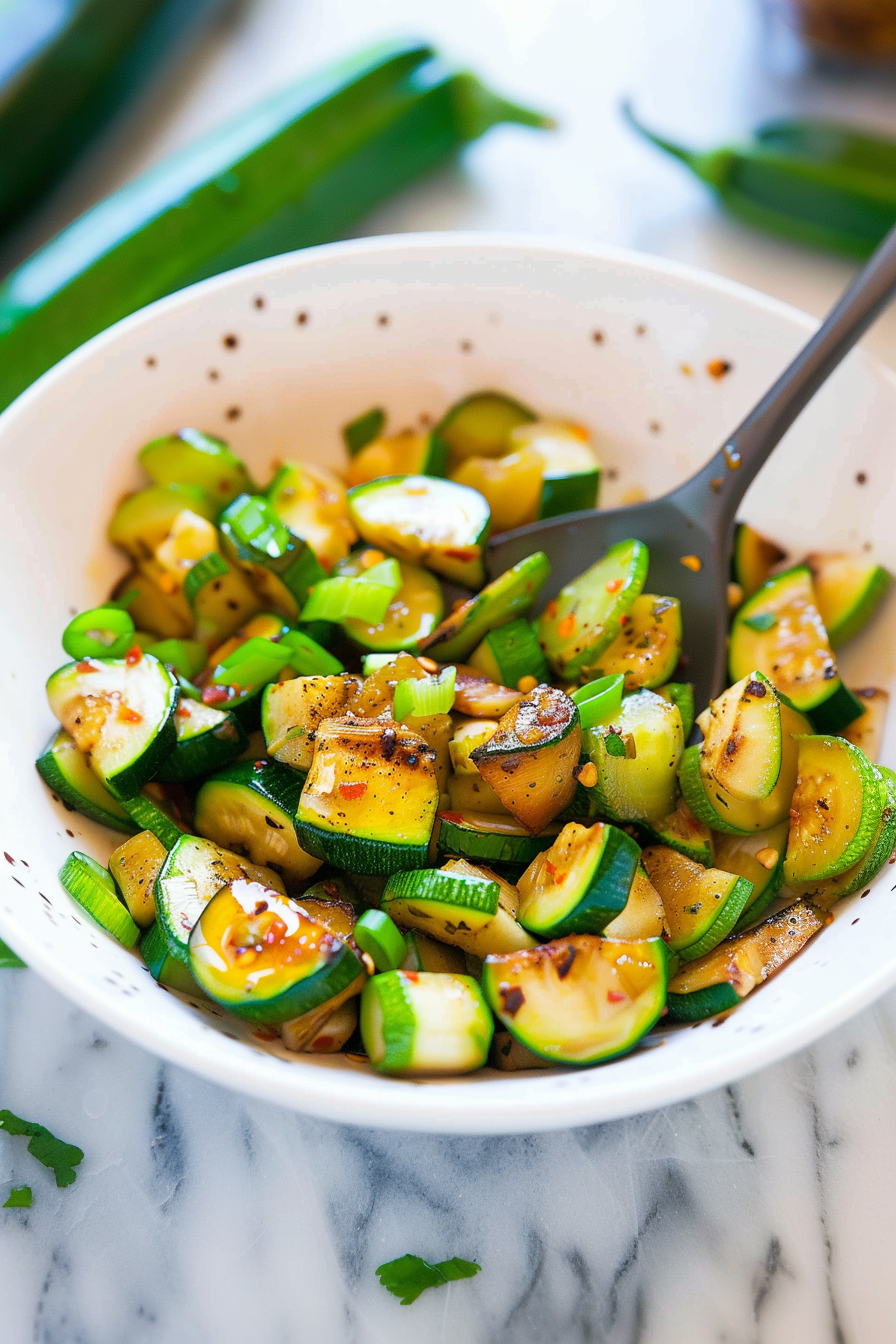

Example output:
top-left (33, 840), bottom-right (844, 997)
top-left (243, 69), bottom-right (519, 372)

top-left (154, 696), bottom-right (247, 783)
top-left (602, 865), bottom-right (666, 941)
top-left (806, 551), bottom-right (891, 648)
top-left (342, 406), bottom-right (385, 456)
top-left (582, 688), bottom-right (683, 825)
top-left (517, 822), bottom-right (641, 937)
top-left (470, 684), bottom-right (581, 833)
top-left (402, 930), bottom-right (467, 974)
top-left (783, 735), bottom-right (883, 883)
top-left (731, 523), bottom-right (787, 601)
top-left (449, 718), bottom-right (499, 775)
top-left (712, 822), bottom-right (789, 931)
top-left (538, 538), bottom-right (648, 682)
top-left (219, 493), bottom-right (326, 619)
top-left (193, 760), bottom-right (322, 883)
top-left (840, 687), bottom-right (889, 762)
top-left (139, 428), bottom-right (253, 508)
top-left (666, 900), bottom-right (825, 1022)
top-left (437, 810), bottom-right (560, 865)
top-left (36, 728), bottom-right (136, 833)
top-left (435, 389), bottom-right (536, 463)
top-left (654, 682), bottom-right (695, 739)
top-left (184, 551), bottom-right (262, 650)
top-left (698, 672), bottom-right (783, 803)
top-left (347, 475), bottom-right (491, 588)
top-left (262, 674), bottom-right (361, 772)
top-left (107, 484), bottom-right (216, 559)
top-left (728, 566), bottom-right (864, 732)
top-left (584, 595), bottom-right (682, 691)
top-left (360, 971), bottom-right (493, 1076)
top-left (451, 665), bottom-right (522, 718)
top-left (641, 846), bottom-right (754, 961)
top-left (109, 830), bottom-right (167, 928)
top-left (46, 650), bottom-right (178, 799)
top-left (189, 881), bottom-right (365, 1025)
top-left (266, 460), bottom-right (357, 570)
top-left (468, 619), bottom-right (550, 690)
top-left (508, 420), bottom-right (601, 519)
top-left (295, 717), bottom-right (440, 875)
top-left (58, 851), bottom-right (140, 949)
top-left (482, 934), bottom-right (667, 1066)
top-left (384, 860), bottom-right (535, 957)
top-left (418, 551), bottom-right (550, 663)
top-left (787, 766), bottom-right (896, 908)
top-left (156, 835), bottom-right (286, 965)
top-left (446, 774), bottom-right (511, 816)
top-left (112, 566), bottom-right (194, 640)
top-left (140, 920), bottom-right (202, 995)
top-left (332, 550), bottom-right (444, 652)
top-left (638, 796), bottom-right (712, 866)
top-left (451, 448), bottom-right (545, 532)
top-left (345, 428), bottom-right (449, 486)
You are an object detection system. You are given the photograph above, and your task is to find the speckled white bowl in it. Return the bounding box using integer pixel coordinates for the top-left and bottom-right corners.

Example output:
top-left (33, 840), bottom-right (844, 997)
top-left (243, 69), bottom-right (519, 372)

top-left (1, 234), bottom-right (895, 1133)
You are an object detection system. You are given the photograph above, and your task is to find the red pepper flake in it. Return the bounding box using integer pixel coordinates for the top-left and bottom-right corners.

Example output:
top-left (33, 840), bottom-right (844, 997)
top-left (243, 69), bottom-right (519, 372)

top-left (557, 613), bottom-right (577, 639)
top-left (608, 990), bottom-right (626, 1003)
top-left (118, 706), bottom-right (143, 724)
top-left (545, 859), bottom-right (567, 885)
top-left (403, 971), bottom-right (419, 982)
top-left (620, 613), bottom-right (631, 627)
top-left (338, 782), bottom-right (367, 801)
top-left (438, 811), bottom-right (464, 824)
top-left (76, 660), bottom-right (99, 673)
top-left (176, 703), bottom-right (191, 718)
top-left (201, 685), bottom-right (231, 706)
top-left (545, 600), bottom-right (558, 620)
top-left (605, 578), bottom-right (623, 594)
top-left (444, 547), bottom-right (476, 561)
top-left (125, 644), bottom-right (143, 666)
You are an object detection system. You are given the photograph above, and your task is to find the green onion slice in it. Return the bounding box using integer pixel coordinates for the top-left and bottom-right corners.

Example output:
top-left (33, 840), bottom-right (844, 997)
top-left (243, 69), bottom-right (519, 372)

top-left (226, 494), bottom-right (292, 557)
top-left (280, 628), bottom-right (344, 676)
top-left (302, 558), bottom-right (402, 625)
top-left (211, 636), bottom-right (293, 689)
top-left (362, 653), bottom-right (401, 674)
top-left (353, 909), bottom-right (407, 972)
top-left (571, 673), bottom-right (624, 729)
top-left (62, 607), bottom-right (135, 660)
top-left (184, 551), bottom-right (229, 606)
top-left (393, 666), bottom-right (456, 720)
top-left (58, 852), bottom-right (139, 948)
top-left (146, 638), bottom-right (207, 681)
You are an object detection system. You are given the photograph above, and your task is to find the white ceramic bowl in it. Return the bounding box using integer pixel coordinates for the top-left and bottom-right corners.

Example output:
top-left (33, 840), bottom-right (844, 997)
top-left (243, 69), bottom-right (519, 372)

top-left (2, 234), bottom-right (895, 1134)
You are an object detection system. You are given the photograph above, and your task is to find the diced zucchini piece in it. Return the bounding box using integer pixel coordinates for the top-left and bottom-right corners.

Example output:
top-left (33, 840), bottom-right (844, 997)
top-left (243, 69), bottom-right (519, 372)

top-left (219, 494), bottom-right (326, 619)
top-left (419, 552), bottom-right (550, 663)
top-left (654, 682), bottom-right (695, 740)
top-left (584, 595), bottom-right (682, 691)
top-left (384, 859), bottom-right (535, 957)
top-left (156, 835), bottom-right (286, 965)
top-left (449, 718), bottom-right (499, 776)
top-left (602, 865), bottom-right (666, 941)
top-left (155, 696), bottom-right (247, 783)
top-left (583, 688), bottom-right (683, 825)
top-left (262, 674), bottom-right (360, 772)
top-left (638, 796), bottom-right (712, 866)
top-left (509, 420), bottom-right (601, 519)
top-left (139, 428), bottom-right (252, 507)
top-left (402, 930), bottom-right (467, 974)
top-left (332, 550), bottom-right (444, 652)
top-left (783, 735), bottom-right (883, 882)
top-left (451, 448), bottom-right (545, 532)
top-left (452, 665), bottom-right (523, 718)
top-left (107, 484), bottom-right (217, 559)
top-left (666, 900), bottom-right (825, 1021)
top-left (517, 822), bottom-right (640, 937)
top-left (108, 830), bottom-right (167, 928)
top-left (342, 406), bottom-right (385, 456)
top-left (36, 728), bottom-right (136, 833)
top-left (468, 619), bottom-right (550, 690)
top-left (184, 550), bottom-right (262, 650)
top-left (119, 789), bottom-right (185, 850)
top-left (140, 919), bottom-right (200, 994)
top-left (787, 765), bottom-right (896, 908)
top-left (806, 552), bottom-right (891, 648)
top-left (58, 851), bottom-right (139, 948)
top-left (267, 460), bottom-right (356, 570)
top-left (153, 509), bottom-right (221, 590)
top-left (446, 773), bottom-right (510, 815)
top-left (731, 523), bottom-right (786, 600)
top-left (189, 881), bottom-right (364, 1024)
top-left (538, 539), bottom-right (648, 682)
top-left (360, 971), bottom-right (493, 1075)
top-left (699, 672), bottom-right (783, 802)
top-left (193, 760), bottom-right (321, 883)
top-left (436, 390), bottom-right (536, 463)
top-left (437, 810), bottom-right (560, 865)
top-left (641, 846), bottom-right (754, 961)
top-left (295, 718), bottom-right (439, 875)
top-left (482, 934), bottom-right (667, 1065)
top-left (347, 475), bottom-right (491, 588)
top-left (345, 429), bottom-right (448, 486)
top-left (729, 566), bottom-right (864, 731)
top-left (46, 651), bottom-right (178, 800)
top-left (840, 687), bottom-right (889, 762)
top-left (712, 822), bottom-right (788, 931)
top-left (111, 567), bottom-right (193, 640)
top-left (470, 684), bottom-right (581, 833)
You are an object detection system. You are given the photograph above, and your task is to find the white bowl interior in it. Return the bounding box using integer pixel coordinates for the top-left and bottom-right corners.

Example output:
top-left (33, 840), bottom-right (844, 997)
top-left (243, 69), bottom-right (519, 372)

top-left (2, 235), bottom-right (896, 1133)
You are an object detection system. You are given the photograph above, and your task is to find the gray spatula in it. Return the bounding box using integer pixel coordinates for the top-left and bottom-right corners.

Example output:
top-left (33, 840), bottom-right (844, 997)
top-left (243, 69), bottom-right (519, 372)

top-left (488, 225), bottom-right (896, 710)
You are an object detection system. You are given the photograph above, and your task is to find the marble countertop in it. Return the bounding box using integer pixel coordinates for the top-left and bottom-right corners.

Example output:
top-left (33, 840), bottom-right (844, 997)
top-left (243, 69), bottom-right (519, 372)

top-left (3, 0), bottom-right (896, 1339)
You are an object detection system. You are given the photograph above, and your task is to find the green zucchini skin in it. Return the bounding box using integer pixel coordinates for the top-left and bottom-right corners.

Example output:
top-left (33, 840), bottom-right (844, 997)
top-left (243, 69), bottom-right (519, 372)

top-left (517, 823), bottom-right (641, 938)
top-left (140, 919), bottom-right (200, 994)
top-left (193, 759), bottom-right (321, 883)
top-left (35, 729), bottom-right (137, 834)
top-left (666, 982), bottom-right (742, 1022)
top-left (154, 699), bottom-right (247, 783)
top-left (437, 812), bottom-right (561, 866)
top-left (418, 552), bottom-right (550, 663)
top-left (0, 42), bottom-right (551, 412)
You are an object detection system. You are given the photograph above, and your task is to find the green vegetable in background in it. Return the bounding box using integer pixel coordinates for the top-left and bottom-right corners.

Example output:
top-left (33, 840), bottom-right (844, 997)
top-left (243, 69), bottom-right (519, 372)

top-left (625, 104), bottom-right (896, 259)
top-left (376, 1253), bottom-right (482, 1305)
top-left (0, 938), bottom-right (26, 968)
top-left (3, 1185), bottom-right (32, 1208)
top-left (0, 1110), bottom-right (84, 1187)
top-left (0, 38), bottom-right (553, 413)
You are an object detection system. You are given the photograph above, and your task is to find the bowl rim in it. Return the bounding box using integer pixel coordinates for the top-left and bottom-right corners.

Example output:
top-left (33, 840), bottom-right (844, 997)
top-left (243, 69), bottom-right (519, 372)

top-left (3, 229), bottom-right (893, 1134)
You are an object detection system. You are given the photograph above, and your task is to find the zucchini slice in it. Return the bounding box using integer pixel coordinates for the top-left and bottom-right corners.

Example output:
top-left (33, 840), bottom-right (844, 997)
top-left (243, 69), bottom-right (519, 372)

top-left (154, 696), bottom-right (247, 783)
top-left (468, 620), bottom-right (550, 690)
top-left (402, 930), bottom-right (467, 974)
top-left (185, 551), bottom-right (262, 650)
top-left (538, 538), bottom-right (648, 682)
top-left (840, 687), bottom-right (889, 762)
top-left (107, 484), bottom-right (217, 559)
top-left (342, 406), bottom-right (386, 455)
top-left (731, 523), bottom-right (787, 601)
top-left (654, 682), bottom-right (695, 739)
top-left (139, 428), bottom-right (253, 508)
top-left (347, 475), bottom-right (491, 589)
top-left (36, 728), bottom-right (136, 833)
top-left (383, 861), bottom-right (535, 956)
top-left (582, 595), bottom-right (681, 692)
top-left (267, 460), bottom-right (357, 570)
top-left (140, 919), bottom-right (200, 995)
top-left (360, 970), bottom-right (493, 1076)
top-left (189, 880), bottom-right (365, 1025)
top-left (261, 673), bottom-right (360, 772)
top-left (193, 760), bottom-right (321, 883)
top-left (295, 717), bottom-right (440, 875)
top-left (806, 552), bottom-right (891, 648)
top-left (219, 493), bottom-right (326, 619)
top-left (787, 766), bottom-right (896, 908)
top-left (666, 900), bottom-right (825, 1022)
top-left (109, 830), bottom-right (167, 928)
top-left (641, 845), bottom-right (755, 961)
top-left (332, 550), bottom-right (444, 652)
top-left (602, 865), bottom-right (667, 941)
top-left (712, 822), bottom-right (789, 931)
top-left (446, 773), bottom-right (510, 816)
top-left (451, 448), bottom-right (545, 533)
top-left (451, 665), bottom-right (522, 718)
top-left (482, 934), bottom-right (667, 1066)
top-left (418, 551), bottom-right (550, 663)
top-left (638, 796), bottom-right (712, 866)
top-left (435, 390), bottom-right (536, 463)
top-left (345, 429), bottom-right (449, 487)
top-left (46, 651), bottom-right (178, 799)
top-left (470, 684), bottom-right (581, 833)
top-left (728, 566), bottom-right (864, 731)
top-left (583, 688), bottom-right (683, 825)
top-left (698, 672), bottom-right (783, 803)
top-left (112, 566), bottom-right (194, 640)
top-left (437, 810), bottom-right (561, 865)
top-left (783, 735), bottom-right (883, 883)
top-left (58, 851), bottom-right (140, 948)
top-left (156, 835), bottom-right (286, 965)
top-left (517, 822), bottom-right (641, 937)
top-left (508, 420), bottom-right (601, 519)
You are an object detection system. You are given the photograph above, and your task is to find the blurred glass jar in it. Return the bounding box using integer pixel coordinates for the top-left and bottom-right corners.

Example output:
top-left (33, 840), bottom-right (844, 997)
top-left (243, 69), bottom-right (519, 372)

top-left (777, 0), bottom-right (896, 60)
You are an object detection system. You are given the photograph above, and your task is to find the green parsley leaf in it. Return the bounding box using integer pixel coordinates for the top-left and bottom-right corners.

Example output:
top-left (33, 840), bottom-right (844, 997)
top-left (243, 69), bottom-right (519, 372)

top-left (3, 1185), bottom-right (32, 1208)
top-left (0, 1111), bottom-right (84, 1187)
top-left (743, 611), bottom-right (778, 632)
top-left (375, 1253), bottom-right (481, 1305)
top-left (0, 938), bottom-right (26, 969)
top-left (604, 730), bottom-right (627, 758)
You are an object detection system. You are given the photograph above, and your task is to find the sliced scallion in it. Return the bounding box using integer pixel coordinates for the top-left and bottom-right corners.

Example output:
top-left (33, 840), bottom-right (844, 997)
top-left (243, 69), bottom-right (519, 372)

top-left (571, 673), bottom-right (624, 729)
top-left (354, 909), bottom-right (407, 972)
top-left (211, 636), bottom-right (293, 689)
top-left (363, 653), bottom-right (401, 675)
top-left (393, 666), bottom-right (456, 720)
top-left (302, 558), bottom-right (402, 625)
top-left (225, 494), bottom-right (291, 558)
top-left (280, 628), bottom-right (344, 676)
top-left (146, 638), bottom-right (207, 681)
top-left (62, 607), bottom-right (135, 660)
top-left (58, 852), bottom-right (140, 948)
top-left (183, 551), bottom-right (229, 606)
